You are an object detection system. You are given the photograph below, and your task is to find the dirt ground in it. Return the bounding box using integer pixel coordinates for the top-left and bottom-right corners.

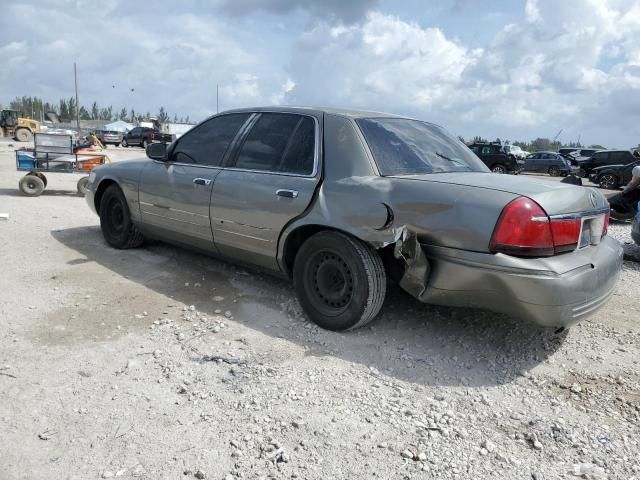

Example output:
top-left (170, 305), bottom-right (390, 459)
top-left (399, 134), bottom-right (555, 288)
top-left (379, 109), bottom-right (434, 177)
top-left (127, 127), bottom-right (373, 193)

top-left (0, 140), bottom-right (639, 480)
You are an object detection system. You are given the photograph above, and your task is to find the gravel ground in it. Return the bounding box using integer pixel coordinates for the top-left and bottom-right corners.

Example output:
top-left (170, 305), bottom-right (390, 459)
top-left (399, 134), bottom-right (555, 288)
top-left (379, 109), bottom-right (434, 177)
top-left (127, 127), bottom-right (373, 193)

top-left (0, 140), bottom-right (639, 480)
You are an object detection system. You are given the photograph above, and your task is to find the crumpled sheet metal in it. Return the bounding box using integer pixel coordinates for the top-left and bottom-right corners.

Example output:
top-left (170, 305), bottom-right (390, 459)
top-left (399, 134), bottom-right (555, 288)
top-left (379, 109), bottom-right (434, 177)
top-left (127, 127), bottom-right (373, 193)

top-left (392, 227), bottom-right (430, 299)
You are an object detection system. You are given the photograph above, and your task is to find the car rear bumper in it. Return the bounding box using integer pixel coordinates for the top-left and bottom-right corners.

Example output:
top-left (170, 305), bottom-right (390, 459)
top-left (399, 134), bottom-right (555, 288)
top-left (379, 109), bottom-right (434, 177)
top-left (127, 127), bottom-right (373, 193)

top-left (419, 236), bottom-right (623, 328)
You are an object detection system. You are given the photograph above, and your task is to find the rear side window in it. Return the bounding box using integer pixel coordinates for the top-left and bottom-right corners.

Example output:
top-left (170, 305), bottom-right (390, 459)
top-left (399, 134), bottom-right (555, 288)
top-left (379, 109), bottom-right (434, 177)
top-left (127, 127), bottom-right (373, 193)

top-left (234, 113), bottom-right (315, 175)
top-left (610, 151), bottom-right (628, 163)
top-left (357, 118), bottom-right (487, 175)
top-left (172, 113), bottom-right (250, 166)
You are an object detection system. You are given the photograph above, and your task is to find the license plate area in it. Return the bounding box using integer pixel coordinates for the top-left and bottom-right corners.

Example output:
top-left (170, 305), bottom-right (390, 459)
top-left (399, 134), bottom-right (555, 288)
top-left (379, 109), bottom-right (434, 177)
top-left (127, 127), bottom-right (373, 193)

top-left (578, 214), bottom-right (605, 249)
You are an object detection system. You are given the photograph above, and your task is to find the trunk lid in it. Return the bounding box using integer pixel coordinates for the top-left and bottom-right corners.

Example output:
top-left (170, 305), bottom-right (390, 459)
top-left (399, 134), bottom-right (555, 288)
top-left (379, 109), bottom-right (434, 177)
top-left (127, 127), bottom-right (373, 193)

top-left (391, 172), bottom-right (609, 215)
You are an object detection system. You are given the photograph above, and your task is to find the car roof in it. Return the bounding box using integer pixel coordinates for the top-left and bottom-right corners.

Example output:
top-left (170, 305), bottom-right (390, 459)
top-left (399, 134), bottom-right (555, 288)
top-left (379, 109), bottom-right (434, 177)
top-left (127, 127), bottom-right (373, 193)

top-left (222, 105), bottom-right (420, 121)
top-left (596, 149), bottom-right (631, 153)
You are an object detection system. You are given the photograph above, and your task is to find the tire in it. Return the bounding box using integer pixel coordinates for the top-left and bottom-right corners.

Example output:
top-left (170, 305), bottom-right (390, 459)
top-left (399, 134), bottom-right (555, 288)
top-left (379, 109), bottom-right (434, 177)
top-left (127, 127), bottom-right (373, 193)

top-left (578, 168), bottom-right (587, 178)
top-left (598, 173), bottom-right (618, 189)
top-left (99, 185), bottom-right (144, 249)
top-left (142, 139), bottom-right (149, 149)
top-left (491, 164), bottom-right (507, 174)
top-left (33, 172), bottom-right (47, 187)
top-left (15, 128), bottom-right (33, 143)
top-left (121, 138), bottom-right (128, 147)
top-left (548, 166), bottom-right (561, 177)
top-left (293, 231), bottom-right (386, 331)
top-left (77, 177), bottom-right (90, 195)
top-left (19, 174), bottom-right (45, 196)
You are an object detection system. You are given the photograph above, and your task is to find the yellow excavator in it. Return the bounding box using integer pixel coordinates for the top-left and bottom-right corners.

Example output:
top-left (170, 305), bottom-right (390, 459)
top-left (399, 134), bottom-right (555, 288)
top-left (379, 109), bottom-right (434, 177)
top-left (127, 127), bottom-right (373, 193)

top-left (0, 109), bottom-right (41, 142)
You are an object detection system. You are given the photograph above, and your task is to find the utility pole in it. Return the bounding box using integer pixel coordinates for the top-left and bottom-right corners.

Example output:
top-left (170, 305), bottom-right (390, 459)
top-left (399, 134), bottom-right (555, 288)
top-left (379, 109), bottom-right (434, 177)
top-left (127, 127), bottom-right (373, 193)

top-left (216, 84), bottom-right (219, 113)
top-left (74, 62), bottom-right (80, 132)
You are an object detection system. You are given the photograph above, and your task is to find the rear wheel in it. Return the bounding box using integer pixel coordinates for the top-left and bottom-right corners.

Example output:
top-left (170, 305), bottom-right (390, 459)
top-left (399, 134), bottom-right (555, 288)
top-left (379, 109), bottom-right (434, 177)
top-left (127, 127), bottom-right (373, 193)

top-left (293, 231), bottom-right (386, 331)
top-left (19, 174), bottom-right (45, 196)
top-left (121, 138), bottom-right (128, 147)
top-left (77, 176), bottom-right (90, 195)
top-left (548, 166), bottom-right (561, 177)
top-left (492, 164), bottom-right (507, 174)
top-left (598, 174), bottom-right (618, 189)
top-left (99, 185), bottom-right (144, 249)
top-left (32, 172), bottom-right (47, 187)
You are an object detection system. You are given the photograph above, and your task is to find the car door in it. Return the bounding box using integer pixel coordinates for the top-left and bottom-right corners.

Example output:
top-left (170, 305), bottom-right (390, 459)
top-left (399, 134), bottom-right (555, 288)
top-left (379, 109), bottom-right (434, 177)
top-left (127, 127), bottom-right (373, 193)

top-left (524, 153), bottom-right (538, 172)
top-left (127, 127), bottom-right (140, 145)
top-left (138, 113), bottom-right (252, 250)
top-left (211, 112), bottom-right (320, 271)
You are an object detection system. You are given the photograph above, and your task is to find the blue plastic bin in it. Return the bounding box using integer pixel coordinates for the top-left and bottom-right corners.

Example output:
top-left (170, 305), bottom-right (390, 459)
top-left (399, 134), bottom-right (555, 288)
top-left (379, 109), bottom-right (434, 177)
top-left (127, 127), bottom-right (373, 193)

top-left (16, 151), bottom-right (36, 170)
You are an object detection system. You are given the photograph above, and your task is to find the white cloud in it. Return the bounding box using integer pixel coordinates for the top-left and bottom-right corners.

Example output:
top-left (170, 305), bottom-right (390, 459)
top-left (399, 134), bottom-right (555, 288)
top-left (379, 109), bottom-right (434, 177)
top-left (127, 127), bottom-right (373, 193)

top-left (2, 0), bottom-right (640, 146)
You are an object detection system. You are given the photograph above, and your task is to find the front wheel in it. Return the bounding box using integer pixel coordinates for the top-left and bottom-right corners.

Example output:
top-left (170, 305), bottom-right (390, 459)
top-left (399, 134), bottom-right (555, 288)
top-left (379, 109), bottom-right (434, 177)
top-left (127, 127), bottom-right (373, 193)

top-left (598, 174), bottom-right (618, 189)
top-left (293, 231), bottom-right (386, 331)
top-left (121, 138), bottom-right (128, 147)
top-left (491, 164), bottom-right (507, 174)
top-left (99, 185), bottom-right (144, 249)
top-left (19, 174), bottom-right (45, 196)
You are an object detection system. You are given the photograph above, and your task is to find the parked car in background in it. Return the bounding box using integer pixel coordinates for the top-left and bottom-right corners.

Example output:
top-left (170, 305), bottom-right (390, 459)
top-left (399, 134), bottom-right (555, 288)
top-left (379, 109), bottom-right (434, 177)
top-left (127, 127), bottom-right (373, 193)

top-left (522, 151), bottom-right (578, 176)
top-left (589, 159), bottom-right (640, 189)
top-left (121, 127), bottom-right (173, 148)
top-left (92, 130), bottom-right (123, 146)
top-left (578, 150), bottom-right (636, 177)
top-left (86, 107), bottom-right (621, 332)
top-left (468, 142), bottom-right (522, 174)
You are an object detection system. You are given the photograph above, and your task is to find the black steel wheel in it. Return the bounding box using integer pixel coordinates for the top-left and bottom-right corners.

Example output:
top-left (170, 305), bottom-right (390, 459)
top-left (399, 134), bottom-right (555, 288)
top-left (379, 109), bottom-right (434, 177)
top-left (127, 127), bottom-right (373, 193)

top-left (598, 174), bottom-right (618, 189)
top-left (293, 231), bottom-right (386, 331)
top-left (491, 164), bottom-right (507, 174)
top-left (19, 174), bottom-right (45, 196)
top-left (99, 185), bottom-right (144, 249)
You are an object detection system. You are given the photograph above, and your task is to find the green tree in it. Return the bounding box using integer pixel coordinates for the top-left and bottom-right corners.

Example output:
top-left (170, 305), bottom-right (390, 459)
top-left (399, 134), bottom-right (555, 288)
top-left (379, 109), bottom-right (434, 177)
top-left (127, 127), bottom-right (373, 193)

top-left (91, 101), bottom-right (99, 120)
top-left (158, 106), bottom-right (169, 123)
top-left (79, 106), bottom-right (90, 120)
top-left (119, 107), bottom-right (127, 120)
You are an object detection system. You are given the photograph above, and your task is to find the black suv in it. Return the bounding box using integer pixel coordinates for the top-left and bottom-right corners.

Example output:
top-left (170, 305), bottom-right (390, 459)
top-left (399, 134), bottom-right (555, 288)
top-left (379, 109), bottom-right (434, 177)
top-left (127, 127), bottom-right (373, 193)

top-left (468, 142), bottom-right (521, 174)
top-left (578, 150), bottom-right (637, 176)
top-left (589, 159), bottom-right (640, 189)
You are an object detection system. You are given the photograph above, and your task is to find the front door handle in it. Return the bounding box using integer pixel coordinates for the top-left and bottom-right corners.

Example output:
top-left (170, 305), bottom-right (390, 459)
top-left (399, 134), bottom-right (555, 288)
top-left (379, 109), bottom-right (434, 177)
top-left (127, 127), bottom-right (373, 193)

top-left (276, 189), bottom-right (298, 198)
top-left (193, 177), bottom-right (212, 186)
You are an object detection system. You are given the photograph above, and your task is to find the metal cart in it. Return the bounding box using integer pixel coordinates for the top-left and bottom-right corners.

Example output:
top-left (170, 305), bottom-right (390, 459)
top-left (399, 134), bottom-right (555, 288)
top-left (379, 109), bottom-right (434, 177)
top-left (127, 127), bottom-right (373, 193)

top-left (15, 133), bottom-right (109, 196)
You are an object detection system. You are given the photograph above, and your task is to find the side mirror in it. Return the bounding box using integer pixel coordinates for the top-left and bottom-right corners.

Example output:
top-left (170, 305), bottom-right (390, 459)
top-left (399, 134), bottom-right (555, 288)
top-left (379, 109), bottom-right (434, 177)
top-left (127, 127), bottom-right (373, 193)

top-left (146, 142), bottom-right (167, 161)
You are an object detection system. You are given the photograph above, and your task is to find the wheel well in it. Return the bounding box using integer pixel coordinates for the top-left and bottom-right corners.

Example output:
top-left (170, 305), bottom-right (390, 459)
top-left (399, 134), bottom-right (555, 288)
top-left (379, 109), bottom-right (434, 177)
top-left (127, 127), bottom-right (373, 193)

top-left (94, 179), bottom-right (118, 212)
top-left (282, 225), bottom-right (387, 278)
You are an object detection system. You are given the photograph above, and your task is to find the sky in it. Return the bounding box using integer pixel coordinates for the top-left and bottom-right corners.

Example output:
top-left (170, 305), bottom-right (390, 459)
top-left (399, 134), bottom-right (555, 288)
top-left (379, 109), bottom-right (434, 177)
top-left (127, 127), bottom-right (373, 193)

top-left (1, 0), bottom-right (640, 147)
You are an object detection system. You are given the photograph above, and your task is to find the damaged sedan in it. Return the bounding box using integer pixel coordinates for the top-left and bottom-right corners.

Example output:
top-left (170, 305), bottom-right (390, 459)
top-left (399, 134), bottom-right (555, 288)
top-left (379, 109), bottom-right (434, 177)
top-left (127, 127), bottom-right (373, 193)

top-left (86, 107), bottom-right (623, 331)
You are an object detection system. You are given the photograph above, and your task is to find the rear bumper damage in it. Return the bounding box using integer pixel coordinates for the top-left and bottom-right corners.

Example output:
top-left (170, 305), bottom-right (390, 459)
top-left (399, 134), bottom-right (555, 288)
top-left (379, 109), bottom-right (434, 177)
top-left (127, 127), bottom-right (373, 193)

top-left (409, 236), bottom-right (623, 328)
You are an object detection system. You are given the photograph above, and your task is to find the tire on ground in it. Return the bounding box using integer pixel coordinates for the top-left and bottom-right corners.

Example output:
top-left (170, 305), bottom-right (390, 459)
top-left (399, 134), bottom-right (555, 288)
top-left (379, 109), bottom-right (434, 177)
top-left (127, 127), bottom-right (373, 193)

top-left (491, 164), bottom-right (506, 174)
top-left (99, 184), bottom-right (144, 249)
top-left (19, 174), bottom-right (45, 196)
top-left (15, 128), bottom-right (33, 143)
top-left (293, 231), bottom-right (387, 331)
top-left (77, 177), bottom-right (90, 195)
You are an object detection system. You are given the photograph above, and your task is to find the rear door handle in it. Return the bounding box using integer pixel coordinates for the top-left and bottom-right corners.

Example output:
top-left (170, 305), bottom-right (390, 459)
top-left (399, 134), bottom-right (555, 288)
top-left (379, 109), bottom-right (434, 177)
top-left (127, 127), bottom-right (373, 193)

top-left (276, 189), bottom-right (298, 198)
top-left (193, 177), bottom-right (212, 186)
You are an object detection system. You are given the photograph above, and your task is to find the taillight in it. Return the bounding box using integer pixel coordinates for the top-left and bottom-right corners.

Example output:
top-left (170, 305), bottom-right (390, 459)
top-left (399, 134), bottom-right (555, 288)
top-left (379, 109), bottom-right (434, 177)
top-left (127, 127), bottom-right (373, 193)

top-left (490, 197), bottom-right (584, 257)
top-left (150, 133), bottom-right (155, 140)
top-left (490, 197), bottom-right (554, 256)
top-left (550, 219), bottom-right (581, 253)
top-left (603, 213), bottom-right (609, 237)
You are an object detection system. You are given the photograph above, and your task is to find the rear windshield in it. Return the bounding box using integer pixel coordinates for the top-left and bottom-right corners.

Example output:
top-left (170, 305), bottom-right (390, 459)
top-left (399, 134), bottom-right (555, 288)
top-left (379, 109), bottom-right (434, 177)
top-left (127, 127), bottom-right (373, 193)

top-left (356, 118), bottom-right (488, 175)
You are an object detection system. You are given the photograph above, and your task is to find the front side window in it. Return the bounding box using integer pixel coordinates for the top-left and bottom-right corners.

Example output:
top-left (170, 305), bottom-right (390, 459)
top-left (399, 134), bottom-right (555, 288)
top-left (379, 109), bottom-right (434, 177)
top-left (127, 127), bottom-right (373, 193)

top-left (171, 113), bottom-right (250, 166)
top-left (234, 113), bottom-right (315, 175)
top-left (610, 151), bottom-right (627, 163)
top-left (356, 118), bottom-right (488, 175)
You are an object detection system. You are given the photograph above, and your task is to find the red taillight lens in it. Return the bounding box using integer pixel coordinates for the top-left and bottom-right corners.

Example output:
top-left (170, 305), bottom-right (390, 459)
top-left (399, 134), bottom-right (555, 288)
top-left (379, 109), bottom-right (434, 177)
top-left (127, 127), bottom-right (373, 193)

top-left (550, 219), bottom-right (581, 253)
top-left (490, 197), bottom-right (554, 256)
top-left (602, 213), bottom-right (609, 236)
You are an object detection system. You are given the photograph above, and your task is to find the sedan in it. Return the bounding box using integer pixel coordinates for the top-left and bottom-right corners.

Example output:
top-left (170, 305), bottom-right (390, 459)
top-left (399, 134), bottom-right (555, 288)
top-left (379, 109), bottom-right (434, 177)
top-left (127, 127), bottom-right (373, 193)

top-left (86, 107), bottom-right (622, 331)
top-left (522, 151), bottom-right (578, 176)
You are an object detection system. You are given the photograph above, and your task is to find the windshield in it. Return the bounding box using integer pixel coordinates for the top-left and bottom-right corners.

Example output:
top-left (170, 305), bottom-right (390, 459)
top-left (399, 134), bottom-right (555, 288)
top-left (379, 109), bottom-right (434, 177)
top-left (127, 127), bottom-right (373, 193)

top-left (356, 118), bottom-right (488, 175)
